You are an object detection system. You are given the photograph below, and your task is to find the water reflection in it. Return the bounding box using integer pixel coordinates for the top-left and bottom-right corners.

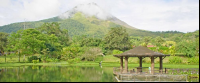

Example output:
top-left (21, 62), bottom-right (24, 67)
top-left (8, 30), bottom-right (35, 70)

top-left (0, 66), bottom-right (114, 82)
top-left (0, 66), bottom-right (198, 82)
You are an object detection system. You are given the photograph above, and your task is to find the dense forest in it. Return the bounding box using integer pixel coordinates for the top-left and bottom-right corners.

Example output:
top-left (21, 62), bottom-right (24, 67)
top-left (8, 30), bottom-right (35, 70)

top-left (0, 22), bottom-right (199, 63)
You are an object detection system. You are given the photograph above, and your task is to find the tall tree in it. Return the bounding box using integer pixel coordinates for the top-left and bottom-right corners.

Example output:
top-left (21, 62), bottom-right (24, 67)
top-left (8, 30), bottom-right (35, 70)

top-left (37, 22), bottom-right (69, 46)
top-left (7, 30), bottom-right (23, 62)
top-left (104, 27), bottom-right (131, 51)
top-left (0, 32), bottom-right (9, 62)
top-left (143, 36), bottom-right (152, 47)
top-left (21, 29), bottom-right (46, 55)
top-left (154, 36), bottom-right (165, 47)
top-left (7, 29), bottom-right (47, 62)
top-left (0, 32), bottom-right (8, 55)
top-left (176, 40), bottom-right (196, 57)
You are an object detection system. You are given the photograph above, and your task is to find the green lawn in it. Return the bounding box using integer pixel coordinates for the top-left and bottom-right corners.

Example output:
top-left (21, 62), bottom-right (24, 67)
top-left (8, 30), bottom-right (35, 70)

top-left (0, 55), bottom-right (199, 69)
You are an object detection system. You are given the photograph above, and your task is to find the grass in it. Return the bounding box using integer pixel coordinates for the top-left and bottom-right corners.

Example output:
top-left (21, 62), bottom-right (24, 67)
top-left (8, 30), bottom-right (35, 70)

top-left (0, 55), bottom-right (199, 68)
top-left (102, 55), bottom-right (199, 64)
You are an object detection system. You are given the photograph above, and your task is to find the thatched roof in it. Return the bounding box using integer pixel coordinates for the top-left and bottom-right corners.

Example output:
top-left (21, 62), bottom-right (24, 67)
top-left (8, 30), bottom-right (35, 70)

top-left (113, 46), bottom-right (170, 57)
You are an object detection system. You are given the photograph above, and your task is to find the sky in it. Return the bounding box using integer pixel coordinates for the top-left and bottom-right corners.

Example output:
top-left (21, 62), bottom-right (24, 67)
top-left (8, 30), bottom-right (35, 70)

top-left (0, 0), bottom-right (199, 33)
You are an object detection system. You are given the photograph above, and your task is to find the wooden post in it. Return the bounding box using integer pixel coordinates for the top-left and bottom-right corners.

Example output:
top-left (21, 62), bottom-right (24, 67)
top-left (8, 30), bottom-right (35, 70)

top-left (5, 53), bottom-right (6, 63)
top-left (151, 56), bottom-right (154, 74)
top-left (159, 56), bottom-right (163, 74)
top-left (23, 55), bottom-right (25, 62)
top-left (139, 57), bottom-right (142, 72)
top-left (125, 56), bottom-right (128, 73)
top-left (120, 56), bottom-right (123, 73)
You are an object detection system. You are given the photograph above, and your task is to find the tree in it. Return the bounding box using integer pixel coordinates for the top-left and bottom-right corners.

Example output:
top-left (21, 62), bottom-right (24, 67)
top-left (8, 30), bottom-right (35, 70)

top-left (21, 29), bottom-right (46, 55)
top-left (142, 36), bottom-right (152, 47)
top-left (176, 40), bottom-right (196, 57)
top-left (7, 30), bottom-right (23, 62)
top-left (169, 46), bottom-right (175, 56)
top-left (7, 29), bottom-right (47, 62)
top-left (129, 36), bottom-right (142, 47)
top-left (81, 47), bottom-right (103, 61)
top-left (195, 37), bottom-right (199, 56)
top-left (104, 27), bottom-right (131, 51)
top-left (0, 32), bottom-right (9, 62)
top-left (0, 32), bottom-right (8, 55)
top-left (37, 22), bottom-right (69, 47)
top-left (162, 41), bottom-right (176, 47)
top-left (154, 36), bottom-right (165, 47)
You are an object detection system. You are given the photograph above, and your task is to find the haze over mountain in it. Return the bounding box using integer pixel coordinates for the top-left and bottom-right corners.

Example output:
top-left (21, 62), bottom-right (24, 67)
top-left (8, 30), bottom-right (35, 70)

top-left (59, 2), bottom-right (137, 29)
top-left (0, 2), bottom-right (183, 38)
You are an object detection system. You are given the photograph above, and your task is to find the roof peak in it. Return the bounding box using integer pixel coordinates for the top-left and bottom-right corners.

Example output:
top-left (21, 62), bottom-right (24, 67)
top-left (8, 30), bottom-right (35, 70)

top-left (114, 46), bottom-right (170, 57)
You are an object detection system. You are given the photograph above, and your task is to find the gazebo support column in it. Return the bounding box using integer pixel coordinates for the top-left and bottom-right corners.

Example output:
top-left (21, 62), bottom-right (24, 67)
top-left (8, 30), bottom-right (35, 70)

top-left (125, 56), bottom-right (128, 73)
top-left (120, 56), bottom-right (123, 73)
top-left (139, 57), bottom-right (142, 72)
top-left (159, 56), bottom-right (163, 74)
top-left (151, 56), bottom-right (154, 74)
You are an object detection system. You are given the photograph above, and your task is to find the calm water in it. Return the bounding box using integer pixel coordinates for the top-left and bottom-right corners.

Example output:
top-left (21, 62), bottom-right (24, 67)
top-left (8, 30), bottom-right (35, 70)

top-left (0, 65), bottom-right (198, 82)
top-left (0, 65), bottom-right (115, 82)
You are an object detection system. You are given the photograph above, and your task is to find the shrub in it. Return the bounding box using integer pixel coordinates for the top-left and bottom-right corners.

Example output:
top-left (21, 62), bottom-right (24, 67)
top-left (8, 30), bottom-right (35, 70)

top-left (81, 47), bottom-right (103, 61)
top-left (95, 56), bottom-right (103, 62)
top-left (105, 50), bottom-right (113, 55)
top-left (32, 59), bottom-right (39, 64)
top-left (67, 59), bottom-right (74, 64)
top-left (28, 56), bottom-right (38, 63)
top-left (46, 58), bottom-right (53, 62)
top-left (57, 55), bottom-right (61, 59)
top-left (169, 56), bottom-right (182, 64)
top-left (188, 57), bottom-right (199, 64)
top-left (112, 50), bottom-right (123, 55)
top-left (74, 58), bottom-right (81, 63)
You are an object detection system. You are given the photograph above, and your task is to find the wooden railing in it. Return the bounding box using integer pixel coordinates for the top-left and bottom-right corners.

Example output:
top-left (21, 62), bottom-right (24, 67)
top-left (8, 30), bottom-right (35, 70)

top-left (115, 74), bottom-right (188, 82)
top-left (113, 67), bottom-right (199, 75)
top-left (167, 68), bottom-right (199, 75)
top-left (113, 67), bottom-right (169, 75)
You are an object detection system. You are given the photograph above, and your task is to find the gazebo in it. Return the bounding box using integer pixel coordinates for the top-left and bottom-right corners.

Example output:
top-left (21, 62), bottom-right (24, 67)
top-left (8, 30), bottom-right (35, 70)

top-left (113, 46), bottom-right (170, 74)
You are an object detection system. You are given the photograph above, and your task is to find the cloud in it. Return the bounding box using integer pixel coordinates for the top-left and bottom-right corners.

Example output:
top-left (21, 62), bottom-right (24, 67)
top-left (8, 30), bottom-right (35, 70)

top-left (111, 0), bottom-right (199, 33)
top-left (19, 0), bottom-right (62, 21)
top-left (59, 2), bottom-right (113, 20)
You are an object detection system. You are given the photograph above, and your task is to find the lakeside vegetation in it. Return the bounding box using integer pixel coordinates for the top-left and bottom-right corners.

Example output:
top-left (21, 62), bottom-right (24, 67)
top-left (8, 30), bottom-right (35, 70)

top-left (0, 21), bottom-right (199, 67)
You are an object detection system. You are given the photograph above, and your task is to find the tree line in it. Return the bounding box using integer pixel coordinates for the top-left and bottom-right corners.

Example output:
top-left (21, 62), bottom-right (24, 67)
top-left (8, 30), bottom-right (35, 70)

top-left (0, 22), bottom-right (199, 63)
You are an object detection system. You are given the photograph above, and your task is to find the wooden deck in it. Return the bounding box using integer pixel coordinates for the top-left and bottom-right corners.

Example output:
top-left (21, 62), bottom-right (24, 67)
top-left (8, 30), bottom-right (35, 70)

top-left (113, 67), bottom-right (199, 75)
top-left (113, 67), bottom-right (199, 82)
top-left (114, 74), bottom-right (188, 82)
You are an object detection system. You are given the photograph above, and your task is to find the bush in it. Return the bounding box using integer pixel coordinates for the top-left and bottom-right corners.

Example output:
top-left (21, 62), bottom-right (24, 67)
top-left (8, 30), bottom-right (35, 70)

top-left (169, 56), bottom-right (182, 64)
top-left (32, 59), bottom-right (39, 64)
top-left (95, 56), bottom-right (103, 62)
top-left (67, 59), bottom-right (74, 64)
top-left (149, 46), bottom-right (169, 54)
top-left (81, 47), bottom-right (103, 61)
top-left (57, 55), bottom-right (61, 59)
top-left (188, 57), bottom-right (199, 64)
top-left (105, 50), bottom-right (113, 55)
top-left (74, 58), bottom-right (81, 63)
top-left (28, 56), bottom-right (38, 63)
top-left (112, 50), bottom-right (123, 55)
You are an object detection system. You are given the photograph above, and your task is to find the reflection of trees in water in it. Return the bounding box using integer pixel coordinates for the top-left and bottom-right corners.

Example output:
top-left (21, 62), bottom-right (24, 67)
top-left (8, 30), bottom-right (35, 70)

top-left (0, 66), bottom-right (114, 82)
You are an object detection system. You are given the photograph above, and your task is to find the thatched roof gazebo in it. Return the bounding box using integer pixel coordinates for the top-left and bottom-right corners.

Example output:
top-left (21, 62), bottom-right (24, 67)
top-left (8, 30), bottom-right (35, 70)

top-left (113, 46), bottom-right (170, 74)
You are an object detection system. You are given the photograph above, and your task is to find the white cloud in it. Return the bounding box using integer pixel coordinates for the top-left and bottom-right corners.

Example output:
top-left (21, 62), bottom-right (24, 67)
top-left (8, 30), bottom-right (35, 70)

top-left (111, 0), bottom-right (199, 33)
top-left (19, 0), bottom-right (61, 21)
top-left (59, 2), bottom-right (113, 20)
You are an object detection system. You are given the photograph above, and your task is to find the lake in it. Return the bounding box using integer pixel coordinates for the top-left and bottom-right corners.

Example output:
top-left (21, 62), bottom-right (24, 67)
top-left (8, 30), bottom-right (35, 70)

top-left (0, 65), bottom-right (198, 82)
top-left (0, 65), bottom-right (115, 82)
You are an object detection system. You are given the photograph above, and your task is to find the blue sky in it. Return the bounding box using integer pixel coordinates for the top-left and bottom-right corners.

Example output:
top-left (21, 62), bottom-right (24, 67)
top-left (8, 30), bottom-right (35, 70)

top-left (0, 0), bottom-right (199, 33)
